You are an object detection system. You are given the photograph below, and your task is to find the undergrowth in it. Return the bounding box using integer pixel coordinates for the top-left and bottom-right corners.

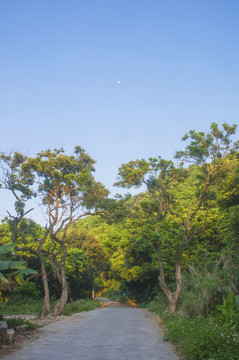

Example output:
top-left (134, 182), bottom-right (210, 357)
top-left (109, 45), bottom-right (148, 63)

top-left (0, 298), bottom-right (44, 316)
top-left (144, 297), bottom-right (239, 360)
top-left (0, 296), bottom-right (101, 318)
top-left (6, 317), bottom-right (38, 330)
top-left (164, 315), bottom-right (239, 360)
top-left (62, 299), bottom-right (101, 316)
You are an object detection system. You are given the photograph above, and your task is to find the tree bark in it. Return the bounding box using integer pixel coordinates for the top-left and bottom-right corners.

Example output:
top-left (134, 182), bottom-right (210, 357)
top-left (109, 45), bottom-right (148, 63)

top-left (157, 245), bottom-right (182, 313)
top-left (38, 251), bottom-right (51, 318)
top-left (51, 270), bottom-right (68, 316)
top-left (165, 264), bottom-right (182, 312)
top-left (50, 243), bottom-right (68, 317)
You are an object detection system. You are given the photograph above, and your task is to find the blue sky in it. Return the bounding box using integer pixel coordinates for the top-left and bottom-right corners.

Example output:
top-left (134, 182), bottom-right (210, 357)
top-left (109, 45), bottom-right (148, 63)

top-left (0, 0), bottom-right (239, 222)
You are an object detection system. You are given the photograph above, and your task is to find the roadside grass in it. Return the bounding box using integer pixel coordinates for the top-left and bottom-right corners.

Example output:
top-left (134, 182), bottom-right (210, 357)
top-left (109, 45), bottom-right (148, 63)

top-left (6, 317), bottom-right (38, 330)
top-left (144, 299), bottom-right (239, 360)
top-left (0, 296), bottom-right (101, 318)
top-left (0, 296), bottom-right (46, 316)
top-left (62, 299), bottom-right (101, 316)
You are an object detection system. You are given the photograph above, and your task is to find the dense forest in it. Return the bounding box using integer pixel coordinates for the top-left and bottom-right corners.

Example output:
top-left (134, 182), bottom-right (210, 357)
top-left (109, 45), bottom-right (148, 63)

top-left (0, 123), bottom-right (239, 358)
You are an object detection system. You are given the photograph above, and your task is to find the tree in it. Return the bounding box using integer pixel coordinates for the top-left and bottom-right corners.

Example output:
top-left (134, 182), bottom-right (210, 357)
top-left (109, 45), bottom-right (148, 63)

top-left (0, 151), bottom-right (35, 239)
top-left (25, 146), bottom-right (109, 316)
top-left (66, 230), bottom-right (108, 299)
top-left (0, 152), bottom-right (49, 311)
top-left (115, 123), bottom-right (238, 312)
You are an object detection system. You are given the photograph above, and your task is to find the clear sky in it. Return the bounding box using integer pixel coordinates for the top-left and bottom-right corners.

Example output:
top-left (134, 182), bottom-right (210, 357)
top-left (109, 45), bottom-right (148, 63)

top-left (0, 0), bottom-right (239, 223)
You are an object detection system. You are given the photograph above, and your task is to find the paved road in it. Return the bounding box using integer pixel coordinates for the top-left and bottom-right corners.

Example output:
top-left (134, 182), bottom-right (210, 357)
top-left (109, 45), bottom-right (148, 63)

top-left (3, 303), bottom-right (179, 360)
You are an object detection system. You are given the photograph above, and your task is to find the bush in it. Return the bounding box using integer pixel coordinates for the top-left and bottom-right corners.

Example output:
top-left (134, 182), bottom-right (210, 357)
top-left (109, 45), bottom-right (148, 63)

top-left (180, 263), bottom-right (227, 317)
top-left (12, 282), bottom-right (41, 300)
top-left (142, 293), bottom-right (168, 316)
top-left (164, 316), bottom-right (239, 360)
top-left (216, 292), bottom-right (239, 330)
top-left (143, 298), bottom-right (239, 360)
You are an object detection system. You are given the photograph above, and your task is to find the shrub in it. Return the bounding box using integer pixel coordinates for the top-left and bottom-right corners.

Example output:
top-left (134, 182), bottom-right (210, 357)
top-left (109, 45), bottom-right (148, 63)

top-left (12, 282), bottom-right (41, 300)
top-left (180, 263), bottom-right (227, 317)
top-left (216, 292), bottom-right (239, 330)
top-left (142, 293), bottom-right (168, 316)
top-left (164, 316), bottom-right (239, 360)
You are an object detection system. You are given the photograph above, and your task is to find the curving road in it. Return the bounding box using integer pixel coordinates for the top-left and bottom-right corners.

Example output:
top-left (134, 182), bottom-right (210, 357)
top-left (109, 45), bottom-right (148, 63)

top-left (3, 301), bottom-right (179, 360)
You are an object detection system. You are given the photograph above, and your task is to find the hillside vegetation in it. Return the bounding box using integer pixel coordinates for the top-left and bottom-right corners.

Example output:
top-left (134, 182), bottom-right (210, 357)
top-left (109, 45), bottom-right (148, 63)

top-left (0, 123), bottom-right (239, 358)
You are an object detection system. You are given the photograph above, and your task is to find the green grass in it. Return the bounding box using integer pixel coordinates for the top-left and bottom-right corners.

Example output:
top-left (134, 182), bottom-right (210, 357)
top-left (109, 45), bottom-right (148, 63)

top-left (0, 297), bottom-right (101, 318)
top-left (0, 296), bottom-right (57, 316)
top-left (0, 298), bottom-right (43, 316)
top-left (143, 299), bottom-right (239, 360)
top-left (164, 315), bottom-right (239, 360)
top-left (0, 295), bottom-right (101, 318)
top-left (6, 317), bottom-right (38, 330)
top-left (142, 294), bottom-right (167, 316)
top-left (62, 299), bottom-right (101, 316)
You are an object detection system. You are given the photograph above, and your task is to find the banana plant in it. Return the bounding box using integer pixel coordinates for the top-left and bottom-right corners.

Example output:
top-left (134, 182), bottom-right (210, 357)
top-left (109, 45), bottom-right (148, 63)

top-left (0, 242), bottom-right (37, 291)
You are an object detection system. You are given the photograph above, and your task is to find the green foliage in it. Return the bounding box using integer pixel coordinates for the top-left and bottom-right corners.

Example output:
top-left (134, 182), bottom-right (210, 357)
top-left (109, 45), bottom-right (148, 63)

top-left (6, 317), bottom-right (37, 330)
top-left (62, 299), bottom-right (101, 316)
top-left (12, 281), bottom-right (41, 300)
top-left (26, 146), bottom-right (109, 213)
top-left (144, 292), bottom-right (239, 360)
top-left (0, 297), bottom-right (46, 315)
top-left (1, 125), bottom-right (238, 320)
top-left (141, 293), bottom-right (168, 315)
top-left (0, 242), bottom-right (37, 291)
top-left (164, 316), bottom-right (239, 360)
top-left (65, 247), bottom-right (93, 299)
top-left (175, 122), bottom-right (238, 165)
top-left (0, 151), bottom-right (35, 217)
top-left (180, 261), bottom-right (228, 317)
top-left (216, 292), bottom-right (239, 330)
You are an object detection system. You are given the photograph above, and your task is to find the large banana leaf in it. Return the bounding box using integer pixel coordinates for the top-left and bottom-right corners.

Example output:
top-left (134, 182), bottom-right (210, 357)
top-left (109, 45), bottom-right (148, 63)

top-left (0, 273), bottom-right (9, 289)
top-left (0, 243), bottom-right (16, 256)
top-left (11, 268), bottom-right (38, 286)
top-left (0, 260), bottom-right (27, 271)
top-left (0, 242), bottom-right (38, 290)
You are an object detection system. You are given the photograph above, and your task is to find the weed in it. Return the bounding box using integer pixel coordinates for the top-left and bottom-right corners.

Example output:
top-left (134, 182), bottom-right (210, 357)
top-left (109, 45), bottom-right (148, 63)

top-left (62, 299), bottom-right (101, 316)
top-left (143, 299), bottom-right (239, 360)
top-left (0, 297), bottom-right (56, 316)
top-left (6, 318), bottom-right (38, 330)
top-left (164, 316), bottom-right (239, 360)
top-left (216, 292), bottom-right (239, 330)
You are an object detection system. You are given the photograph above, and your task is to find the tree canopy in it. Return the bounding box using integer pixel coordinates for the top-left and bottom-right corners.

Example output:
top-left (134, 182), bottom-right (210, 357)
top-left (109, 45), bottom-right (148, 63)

top-left (0, 123), bottom-right (238, 316)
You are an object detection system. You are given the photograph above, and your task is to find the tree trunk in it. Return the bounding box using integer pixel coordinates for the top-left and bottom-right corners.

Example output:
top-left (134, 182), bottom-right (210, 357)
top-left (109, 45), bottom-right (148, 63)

top-left (165, 289), bottom-right (181, 313)
top-left (38, 252), bottom-right (51, 318)
top-left (157, 245), bottom-right (182, 313)
top-left (51, 270), bottom-right (68, 316)
top-left (165, 262), bottom-right (182, 312)
top-left (51, 244), bottom-right (68, 317)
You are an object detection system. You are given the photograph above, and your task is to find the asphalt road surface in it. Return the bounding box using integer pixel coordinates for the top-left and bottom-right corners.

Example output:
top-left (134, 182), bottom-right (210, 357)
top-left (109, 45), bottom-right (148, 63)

top-left (3, 300), bottom-right (179, 360)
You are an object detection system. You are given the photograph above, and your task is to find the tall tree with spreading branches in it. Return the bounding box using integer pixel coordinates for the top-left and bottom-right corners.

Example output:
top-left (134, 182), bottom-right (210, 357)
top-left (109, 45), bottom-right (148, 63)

top-left (115, 123), bottom-right (238, 312)
top-left (25, 146), bottom-right (109, 316)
